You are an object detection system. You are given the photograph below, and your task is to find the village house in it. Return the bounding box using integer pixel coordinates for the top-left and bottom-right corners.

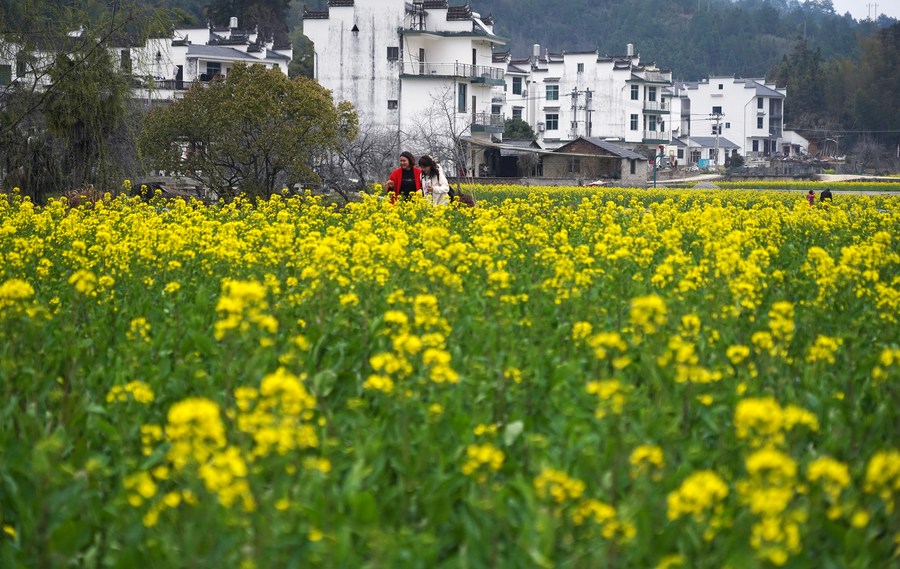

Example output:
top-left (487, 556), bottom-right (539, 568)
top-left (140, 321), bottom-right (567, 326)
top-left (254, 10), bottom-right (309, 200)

top-left (302, 0), bottom-right (507, 176)
top-left (542, 137), bottom-right (647, 186)
top-left (667, 76), bottom-right (801, 168)
top-left (0, 18), bottom-right (292, 104)
top-left (494, 43), bottom-right (673, 151)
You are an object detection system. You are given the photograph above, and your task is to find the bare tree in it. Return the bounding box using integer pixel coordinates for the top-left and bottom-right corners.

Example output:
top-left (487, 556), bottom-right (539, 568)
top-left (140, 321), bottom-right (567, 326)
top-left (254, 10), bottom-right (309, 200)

top-left (403, 84), bottom-right (473, 184)
top-left (851, 136), bottom-right (886, 171)
top-left (313, 124), bottom-right (400, 203)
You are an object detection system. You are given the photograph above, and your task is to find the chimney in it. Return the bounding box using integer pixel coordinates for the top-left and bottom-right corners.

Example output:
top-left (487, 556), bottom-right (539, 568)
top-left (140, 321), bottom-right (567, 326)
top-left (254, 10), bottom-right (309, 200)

top-left (532, 43), bottom-right (541, 60)
top-left (626, 43), bottom-right (634, 57)
top-left (230, 16), bottom-right (238, 29)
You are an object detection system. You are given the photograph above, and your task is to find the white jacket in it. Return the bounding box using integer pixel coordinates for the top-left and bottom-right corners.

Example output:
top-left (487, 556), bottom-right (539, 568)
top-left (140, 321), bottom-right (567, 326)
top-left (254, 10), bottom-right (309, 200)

top-left (421, 165), bottom-right (451, 206)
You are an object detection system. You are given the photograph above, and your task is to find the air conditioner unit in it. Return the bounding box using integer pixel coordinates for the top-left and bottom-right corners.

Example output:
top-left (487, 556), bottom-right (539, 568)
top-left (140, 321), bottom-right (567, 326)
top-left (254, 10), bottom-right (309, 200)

top-left (537, 121), bottom-right (545, 132)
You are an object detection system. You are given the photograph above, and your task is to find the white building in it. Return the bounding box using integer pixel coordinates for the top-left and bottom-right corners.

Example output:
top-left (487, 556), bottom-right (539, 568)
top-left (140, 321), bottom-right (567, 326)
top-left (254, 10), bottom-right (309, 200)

top-left (0, 19), bottom-right (292, 104)
top-left (669, 76), bottom-right (788, 167)
top-left (495, 44), bottom-right (673, 150)
top-left (302, 0), bottom-right (507, 174)
top-left (126, 19), bottom-right (292, 103)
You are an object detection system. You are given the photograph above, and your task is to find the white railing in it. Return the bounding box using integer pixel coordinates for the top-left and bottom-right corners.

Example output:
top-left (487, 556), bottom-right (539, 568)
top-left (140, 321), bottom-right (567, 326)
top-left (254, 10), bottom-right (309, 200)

top-left (401, 61), bottom-right (504, 81)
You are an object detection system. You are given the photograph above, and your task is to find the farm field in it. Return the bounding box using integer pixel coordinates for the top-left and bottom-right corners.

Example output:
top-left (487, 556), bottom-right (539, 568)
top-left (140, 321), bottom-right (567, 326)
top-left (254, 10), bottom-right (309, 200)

top-left (1, 186), bottom-right (899, 568)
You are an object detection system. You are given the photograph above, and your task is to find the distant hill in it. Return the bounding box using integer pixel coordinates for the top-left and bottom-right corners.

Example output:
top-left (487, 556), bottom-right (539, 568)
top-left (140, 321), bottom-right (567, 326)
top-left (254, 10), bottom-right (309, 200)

top-left (286, 0), bottom-right (892, 81)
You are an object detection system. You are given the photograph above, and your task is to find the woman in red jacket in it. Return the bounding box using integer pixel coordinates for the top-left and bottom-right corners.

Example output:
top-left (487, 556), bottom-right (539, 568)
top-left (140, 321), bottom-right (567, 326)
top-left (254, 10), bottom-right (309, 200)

top-left (386, 151), bottom-right (422, 203)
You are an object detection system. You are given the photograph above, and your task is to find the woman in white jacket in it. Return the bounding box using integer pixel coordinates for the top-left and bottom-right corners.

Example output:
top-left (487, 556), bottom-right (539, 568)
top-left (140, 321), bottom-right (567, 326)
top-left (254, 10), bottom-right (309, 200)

top-left (418, 155), bottom-right (452, 206)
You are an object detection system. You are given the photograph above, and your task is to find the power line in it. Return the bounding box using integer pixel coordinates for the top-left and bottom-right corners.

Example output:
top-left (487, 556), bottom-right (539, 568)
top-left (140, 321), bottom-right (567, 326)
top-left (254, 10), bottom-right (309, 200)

top-left (789, 127), bottom-right (900, 134)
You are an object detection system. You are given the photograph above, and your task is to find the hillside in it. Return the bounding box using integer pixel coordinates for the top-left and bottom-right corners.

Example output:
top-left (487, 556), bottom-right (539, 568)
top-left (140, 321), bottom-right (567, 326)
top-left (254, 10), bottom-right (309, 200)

top-left (286, 0), bottom-right (894, 81)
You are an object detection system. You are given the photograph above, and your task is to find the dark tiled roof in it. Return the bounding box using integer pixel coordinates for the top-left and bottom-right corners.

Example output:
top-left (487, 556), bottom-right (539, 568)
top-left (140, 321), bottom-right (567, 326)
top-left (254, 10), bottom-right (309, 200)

top-left (556, 137), bottom-right (647, 160)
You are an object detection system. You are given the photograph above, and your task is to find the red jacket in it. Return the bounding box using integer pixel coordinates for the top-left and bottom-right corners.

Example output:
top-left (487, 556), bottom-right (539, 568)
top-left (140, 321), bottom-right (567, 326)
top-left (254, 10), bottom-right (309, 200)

top-left (388, 167), bottom-right (422, 203)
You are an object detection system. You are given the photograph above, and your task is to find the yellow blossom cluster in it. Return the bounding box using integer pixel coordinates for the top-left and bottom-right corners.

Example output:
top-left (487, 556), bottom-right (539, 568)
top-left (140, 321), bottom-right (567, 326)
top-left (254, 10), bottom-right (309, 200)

top-left (630, 445), bottom-right (665, 480)
top-left (0, 278), bottom-right (38, 319)
top-left (461, 443), bottom-right (505, 483)
top-left (213, 279), bottom-right (278, 341)
top-left (864, 450), bottom-right (900, 514)
top-left (534, 468), bottom-right (586, 504)
top-left (233, 367), bottom-right (319, 460)
top-left (872, 348), bottom-right (900, 385)
top-left (365, 294), bottom-right (458, 394)
top-left (666, 470), bottom-right (730, 540)
top-left (585, 379), bottom-right (628, 419)
top-left (106, 381), bottom-right (155, 404)
top-left (737, 448), bottom-right (804, 566)
top-left (733, 397), bottom-right (819, 449)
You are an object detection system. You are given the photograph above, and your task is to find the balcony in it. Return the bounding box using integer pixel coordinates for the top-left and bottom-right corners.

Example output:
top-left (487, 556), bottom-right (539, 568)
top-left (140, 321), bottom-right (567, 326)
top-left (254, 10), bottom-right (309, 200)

top-left (643, 100), bottom-right (669, 113)
top-left (643, 130), bottom-right (670, 143)
top-left (470, 112), bottom-right (505, 133)
top-left (401, 62), bottom-right (505, 85)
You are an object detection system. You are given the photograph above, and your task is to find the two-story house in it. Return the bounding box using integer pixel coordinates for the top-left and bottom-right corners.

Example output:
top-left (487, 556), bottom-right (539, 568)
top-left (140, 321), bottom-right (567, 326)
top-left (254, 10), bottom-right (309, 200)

top-left (0, 18), bottom-right (291, 104)
top-left (495, 43), bottom-right (673, 151)
top-left (303, 0), bottom-right (507, 175)
top-left (127, 18), bottom-right (292, 103)
top-left (669, 76), bottom-right (789, 167)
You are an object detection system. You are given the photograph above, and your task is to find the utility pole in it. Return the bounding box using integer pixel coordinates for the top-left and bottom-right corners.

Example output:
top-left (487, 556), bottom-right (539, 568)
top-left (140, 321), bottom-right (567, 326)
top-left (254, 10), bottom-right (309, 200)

top-left (711, 112), bottom-right (722, 169)
top-left (585, 89), bottom-right (592, 138)
top-left (571, 87), bottom-right (579, 137)
top-left (867, 3), bottom-right (879, 20)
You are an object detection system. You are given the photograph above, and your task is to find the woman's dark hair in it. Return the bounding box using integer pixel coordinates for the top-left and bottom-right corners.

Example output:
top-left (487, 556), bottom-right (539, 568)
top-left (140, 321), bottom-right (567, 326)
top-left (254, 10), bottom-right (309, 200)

top-left (400, 151), bottom-right (416, 168)
top-left (418, 154), bottom-right (441, 176)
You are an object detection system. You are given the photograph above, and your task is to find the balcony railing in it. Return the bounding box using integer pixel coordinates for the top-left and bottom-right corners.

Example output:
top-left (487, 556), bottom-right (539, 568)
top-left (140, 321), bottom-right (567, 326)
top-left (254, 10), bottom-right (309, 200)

top-left (401, 61), bottom-right (504, 81)
top-left (643, 130), bottom-right (670, 142)
top-left (471, 112), bottom-right (505, 128)
top-left (643, 100), bottom-right (668, 112)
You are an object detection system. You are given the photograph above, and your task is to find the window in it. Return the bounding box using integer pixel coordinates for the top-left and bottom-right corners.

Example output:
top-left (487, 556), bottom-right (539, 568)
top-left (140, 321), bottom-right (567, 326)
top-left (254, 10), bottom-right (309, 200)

top-left (16, 57), bottom-right (27, 77)
top-left (712, 106), bottom-right (722, 115)
top-left (630, 114), bottom-right (638, 131)
top-left (491, 105), bottom-right (501, 115)
top-left (677, 149), bottom-right (684, 159)
top-left (648, 86), bottom-right (657, 102)
top-left (712, 124), bottom-right (721, 135)
top-left (388, 100), bottom-right (398, 110)
top-left (718, 83), bottom-right (723, 90)
top-left (546, 85), bottom-right (559, 101)
top-left (725, 122), bottom-right (730, 128)
top-left (457, 84), bottom-right (467, 112)
top-left (387, 47), bottom-right (399, 61)
top-left (567, 157), bottom-right (581, 174)
top-left (630, 160), bottom-right (636, 174)
top-left (512, 108), bottom-right (523, 120)
top-left (512, 77), bottom-right (522, 95)
top-left (757, 117), bottom-right (764, 129)
top-left (758, 97), bottom-right (764, 109)
top-left (206, 62), bottom-right (221, 76)
top-left (630, 85), bottom-right (639, 100)
top-left (120, 49), bottom-right (131, 72)
top-left (752, 140), bottom-right (759, 152)
top-left (577, 63), bottom-right (584, 73)
top-left (0, 64), bottom-right (10, 85)
top-left (545, 113), bottom-right (559, 130)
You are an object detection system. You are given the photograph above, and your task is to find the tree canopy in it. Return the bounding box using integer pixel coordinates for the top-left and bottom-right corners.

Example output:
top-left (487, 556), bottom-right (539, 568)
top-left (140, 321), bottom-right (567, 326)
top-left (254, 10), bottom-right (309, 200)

top-left (504, 118), bottom-right (536, 140)
top-left (138, 64), bottom-right (357, 198)
top-left (0, 0), bottom-right (167, 201)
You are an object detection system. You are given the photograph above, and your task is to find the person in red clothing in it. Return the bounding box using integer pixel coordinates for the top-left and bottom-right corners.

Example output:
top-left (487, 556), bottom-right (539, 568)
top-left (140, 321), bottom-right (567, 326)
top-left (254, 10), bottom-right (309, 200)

top-left (807, 189), bottom-right (815, 206)
top-left (385, 151), bottom-right (423, 203)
